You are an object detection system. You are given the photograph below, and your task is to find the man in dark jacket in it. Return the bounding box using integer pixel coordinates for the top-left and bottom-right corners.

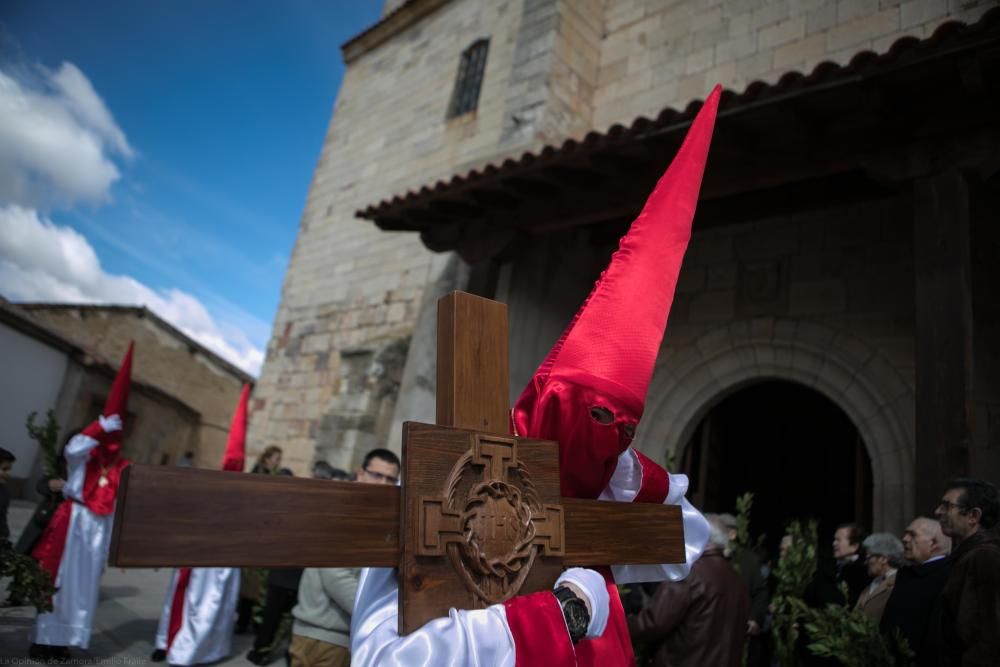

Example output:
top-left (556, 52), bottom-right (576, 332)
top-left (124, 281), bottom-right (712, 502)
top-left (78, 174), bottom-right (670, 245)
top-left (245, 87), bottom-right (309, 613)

top-left (719, 513), bottom-right (769, 666)
top-left (0, 447), bottom-right (14, 543)
top-left (880, 517), bottom-right (951, 666)
top-left (15, 433), bottom-right (71, 555)
top-left (933, 478), bottom-right (1000, 667)
top-left (628, 514), bottom-right (749, 667)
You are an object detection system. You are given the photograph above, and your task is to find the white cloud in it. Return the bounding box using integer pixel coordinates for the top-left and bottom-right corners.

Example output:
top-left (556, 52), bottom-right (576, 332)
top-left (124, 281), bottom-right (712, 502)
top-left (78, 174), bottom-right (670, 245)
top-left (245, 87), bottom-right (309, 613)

top-left (0, 205), bottom-right (264, 375)
top-left (0, 62), bottom-right (132, 207)
top-left (50, 63), bottom-right (134, 159)
top-left (0, 62), bottom-right (264, 376)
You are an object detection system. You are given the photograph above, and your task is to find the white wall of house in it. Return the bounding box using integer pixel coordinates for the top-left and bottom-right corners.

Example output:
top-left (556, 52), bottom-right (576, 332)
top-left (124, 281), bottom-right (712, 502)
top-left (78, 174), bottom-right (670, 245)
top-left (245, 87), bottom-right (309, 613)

top-left (0, 323), bottom-right (68, 480)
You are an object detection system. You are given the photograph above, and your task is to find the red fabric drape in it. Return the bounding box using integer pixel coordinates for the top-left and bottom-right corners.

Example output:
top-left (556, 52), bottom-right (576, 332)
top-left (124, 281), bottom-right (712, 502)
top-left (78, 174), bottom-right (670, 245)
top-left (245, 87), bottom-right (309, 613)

top-left (504, 573), bottom-right (636, 667)
top-left (504, 589), bottom-right (577, 667)
top-left (633, 450), bottom-right (669, 504)
top-left (574, 570), bottom-right (635, 667)
top-left (221, 384), bottom-right (249, 471)
top-left (31, 499), bottom-right (73, 584)
top-left (82, 456), bottom-right (129, 516)
top-left (167, 567), bottom-right (193, 649)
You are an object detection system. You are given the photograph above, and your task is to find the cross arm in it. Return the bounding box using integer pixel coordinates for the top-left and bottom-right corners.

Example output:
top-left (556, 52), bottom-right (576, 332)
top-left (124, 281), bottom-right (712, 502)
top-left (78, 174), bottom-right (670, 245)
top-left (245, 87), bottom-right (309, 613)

top-left (109, 465), bottom-right (400, 568)
top-left (562, 498), bottom-right (683, 566)
top-left (109, 465), bottom-right (684, 568)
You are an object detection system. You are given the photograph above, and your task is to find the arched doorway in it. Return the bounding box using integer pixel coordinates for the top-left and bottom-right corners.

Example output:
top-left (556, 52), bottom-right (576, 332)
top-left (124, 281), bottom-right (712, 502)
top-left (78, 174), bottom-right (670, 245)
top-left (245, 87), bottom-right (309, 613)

top-left (635, 318), bottom-right (915, 532)
top-left (681, 380), bottom-right (873, 554)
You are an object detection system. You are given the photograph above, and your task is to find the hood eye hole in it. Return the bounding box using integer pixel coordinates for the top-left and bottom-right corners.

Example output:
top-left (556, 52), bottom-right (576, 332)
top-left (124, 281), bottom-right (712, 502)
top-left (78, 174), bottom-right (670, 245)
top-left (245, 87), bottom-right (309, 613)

top-left (623, 424), bottom-right (636, 439)
top-left (590, 406), bottom-right (614, 425)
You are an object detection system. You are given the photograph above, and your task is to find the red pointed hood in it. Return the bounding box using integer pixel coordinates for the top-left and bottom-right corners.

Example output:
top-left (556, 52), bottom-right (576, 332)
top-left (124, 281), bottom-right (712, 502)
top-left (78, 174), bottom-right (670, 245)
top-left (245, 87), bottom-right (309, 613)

top-left (221, 384), bottom-right (249, 472)
top-left (512, 86), bottom-right (721, 498)
top-left (81, 342), bottom-right (133, 459)
top-left (104, 342), bottom-right (133, 420)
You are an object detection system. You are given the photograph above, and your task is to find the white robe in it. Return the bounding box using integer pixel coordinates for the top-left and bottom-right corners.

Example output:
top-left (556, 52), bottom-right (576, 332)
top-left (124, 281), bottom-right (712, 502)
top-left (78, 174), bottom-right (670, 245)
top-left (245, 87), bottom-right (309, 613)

top-left (31, 433), bottom-right (115, 649)
top-left (154, 567), bottom-right (241, 665)
top-left (350, 448), bottom-right (711, 667)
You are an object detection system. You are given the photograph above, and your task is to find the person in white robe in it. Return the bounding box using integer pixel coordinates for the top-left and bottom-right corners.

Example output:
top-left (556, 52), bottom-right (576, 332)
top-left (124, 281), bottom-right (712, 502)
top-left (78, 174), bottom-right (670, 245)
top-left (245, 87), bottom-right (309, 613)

top-left (151, 383), bottom-right (250, 665)
top-left (29, 344), bottom-right (134, 662)
top-left (153, 567), bottom-right (242, 665)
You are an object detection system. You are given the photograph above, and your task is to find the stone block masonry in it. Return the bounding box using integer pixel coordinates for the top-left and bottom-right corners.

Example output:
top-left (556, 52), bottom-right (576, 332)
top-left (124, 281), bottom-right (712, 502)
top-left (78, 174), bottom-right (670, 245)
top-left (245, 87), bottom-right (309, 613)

top-left (253, 0), bottom-right (991, 473)
top-left (591, 0), bottom-right (993, 128)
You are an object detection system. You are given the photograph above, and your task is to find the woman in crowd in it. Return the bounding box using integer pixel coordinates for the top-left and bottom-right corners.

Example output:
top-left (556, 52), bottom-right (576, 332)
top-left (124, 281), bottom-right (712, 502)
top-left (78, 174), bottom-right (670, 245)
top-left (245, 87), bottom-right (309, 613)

top-left (855, 532), bottom-right (905, 624)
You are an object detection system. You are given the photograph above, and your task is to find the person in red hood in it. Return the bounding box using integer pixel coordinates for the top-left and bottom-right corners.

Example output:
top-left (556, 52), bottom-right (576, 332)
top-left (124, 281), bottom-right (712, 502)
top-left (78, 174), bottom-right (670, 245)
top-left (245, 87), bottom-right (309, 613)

top-left (29, 344), bottom-right (134, 663)
top-left (349, 85), bottom-right (722, 667)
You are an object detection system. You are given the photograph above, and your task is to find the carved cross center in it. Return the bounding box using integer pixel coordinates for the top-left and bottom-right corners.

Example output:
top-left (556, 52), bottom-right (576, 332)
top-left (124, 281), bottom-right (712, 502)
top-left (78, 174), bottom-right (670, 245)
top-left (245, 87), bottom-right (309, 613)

top-left (416, 433), bottom-right (564, 603)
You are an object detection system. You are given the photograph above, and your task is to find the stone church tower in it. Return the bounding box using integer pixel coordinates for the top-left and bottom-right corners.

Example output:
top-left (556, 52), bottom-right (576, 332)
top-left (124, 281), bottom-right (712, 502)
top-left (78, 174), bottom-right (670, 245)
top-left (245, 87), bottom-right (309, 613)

top-left (250, 0), bottom-right (999, 535)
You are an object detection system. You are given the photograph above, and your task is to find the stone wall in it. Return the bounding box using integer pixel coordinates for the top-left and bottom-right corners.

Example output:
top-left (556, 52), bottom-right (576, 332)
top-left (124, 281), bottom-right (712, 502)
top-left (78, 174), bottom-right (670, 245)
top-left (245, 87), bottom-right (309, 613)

top-left (22, 307), bottom-right (246, 469)
top-left (12, 359), bottom-right (201, 501)
top-left (593, 0), bottom-right (995, 130)
top-left (253, 0), bottom-right (530, 472)
top-left (502, 195), bottom-right (916, 403)
top-left (497, 195), bottom-right (918, 529)
top-left (383, 0), bottom-right (412, 16)
top-left (253, 0), bottom-right (615, 472)
top-left (500, 0), bottom-right (604, 148)
top-left (68, 369), bottom-right (200, 468)
top-left (257, 0), bottom-right (992, 473)
top-left (664, 196), bottom-right (915, 387)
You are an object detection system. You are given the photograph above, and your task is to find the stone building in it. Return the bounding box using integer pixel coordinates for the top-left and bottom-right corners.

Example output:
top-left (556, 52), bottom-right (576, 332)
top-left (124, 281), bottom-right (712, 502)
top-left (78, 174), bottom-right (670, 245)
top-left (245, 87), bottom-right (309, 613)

top-left (16, 304), bottom-right (253, 476)
top-left (252, 0), bottom-right (999, 538)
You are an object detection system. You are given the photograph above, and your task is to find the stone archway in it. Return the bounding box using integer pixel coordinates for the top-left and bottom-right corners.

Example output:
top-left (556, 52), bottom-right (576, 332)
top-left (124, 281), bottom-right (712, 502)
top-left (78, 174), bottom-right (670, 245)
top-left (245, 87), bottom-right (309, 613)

top-left (634, 318), bottom-right (915, 532)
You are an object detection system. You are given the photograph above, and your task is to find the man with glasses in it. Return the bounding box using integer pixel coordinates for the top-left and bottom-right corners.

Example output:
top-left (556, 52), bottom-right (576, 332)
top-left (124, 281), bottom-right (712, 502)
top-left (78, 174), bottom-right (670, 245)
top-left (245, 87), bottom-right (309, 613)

top-left (285, 448), bottom-right (400, 667)
top-left (933, 478), bottom-right (1000, 666)
top-left (356, 448), bottom-right (400, 486)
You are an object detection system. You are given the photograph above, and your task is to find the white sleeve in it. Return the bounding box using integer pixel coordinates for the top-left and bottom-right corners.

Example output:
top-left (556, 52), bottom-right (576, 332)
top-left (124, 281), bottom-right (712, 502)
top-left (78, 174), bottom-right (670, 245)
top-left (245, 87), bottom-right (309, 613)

top-left (602, 448), bottom-right (711, 584)
top-left (62, 432), bottom-right (101, 502)
top-left (350, 567), bottom-right (515, 667)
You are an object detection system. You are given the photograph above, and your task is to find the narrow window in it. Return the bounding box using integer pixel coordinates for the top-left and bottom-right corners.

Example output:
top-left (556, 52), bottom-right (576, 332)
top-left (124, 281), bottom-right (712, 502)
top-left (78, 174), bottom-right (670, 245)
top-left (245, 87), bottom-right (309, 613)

top-left (447, 39), bottom-right (489, 118)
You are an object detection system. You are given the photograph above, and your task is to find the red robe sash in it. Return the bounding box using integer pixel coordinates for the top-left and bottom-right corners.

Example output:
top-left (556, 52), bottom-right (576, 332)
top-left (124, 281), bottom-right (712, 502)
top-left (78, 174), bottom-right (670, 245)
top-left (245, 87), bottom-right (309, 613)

top-left (504, 567), bottom-right (636, 667)
top-left (31, 499), bottom-right (73, 584)
top-left (167, 568), bottom-right (193, 649)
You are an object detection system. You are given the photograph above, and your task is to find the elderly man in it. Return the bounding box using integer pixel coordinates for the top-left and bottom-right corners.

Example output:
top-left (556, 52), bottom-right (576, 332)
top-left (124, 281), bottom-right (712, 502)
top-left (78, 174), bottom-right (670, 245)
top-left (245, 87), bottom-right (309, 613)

top-left (855, 533), bottom-right (903, 624)
top-left (933, 478), bottom-right (1000, 667)
top-left (880, 517), bottom-right (951, 666)
top-left (627, 514), bottom-right (749, 667)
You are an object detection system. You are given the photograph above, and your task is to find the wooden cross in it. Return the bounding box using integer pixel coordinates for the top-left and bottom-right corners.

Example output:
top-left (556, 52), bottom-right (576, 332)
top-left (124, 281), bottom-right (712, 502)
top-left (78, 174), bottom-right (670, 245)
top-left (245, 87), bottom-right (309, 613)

top-left (110, 292), bottom-right (685, 633)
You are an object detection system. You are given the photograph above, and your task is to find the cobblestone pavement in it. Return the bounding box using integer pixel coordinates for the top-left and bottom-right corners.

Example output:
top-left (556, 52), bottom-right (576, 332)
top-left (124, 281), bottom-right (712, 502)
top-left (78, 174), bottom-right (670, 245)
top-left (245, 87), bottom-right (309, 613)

top-left (2, 501), bottom-right (260, 666)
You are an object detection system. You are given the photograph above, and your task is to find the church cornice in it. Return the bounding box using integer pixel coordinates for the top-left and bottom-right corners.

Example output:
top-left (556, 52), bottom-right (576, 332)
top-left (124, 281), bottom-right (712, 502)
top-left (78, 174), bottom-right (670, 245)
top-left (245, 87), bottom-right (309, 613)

top-left (353, 8), bottom-right (1000, 262)
top-left (342, 0), bottom-right (453, 64)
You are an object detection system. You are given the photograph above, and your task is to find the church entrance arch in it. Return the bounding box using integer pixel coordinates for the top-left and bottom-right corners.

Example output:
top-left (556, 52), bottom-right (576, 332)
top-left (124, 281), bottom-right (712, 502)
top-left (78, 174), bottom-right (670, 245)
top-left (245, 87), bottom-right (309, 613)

top-left (679, 380), bottom-right (872, 552)
top-left (634, 319), bottom-right (915, 533)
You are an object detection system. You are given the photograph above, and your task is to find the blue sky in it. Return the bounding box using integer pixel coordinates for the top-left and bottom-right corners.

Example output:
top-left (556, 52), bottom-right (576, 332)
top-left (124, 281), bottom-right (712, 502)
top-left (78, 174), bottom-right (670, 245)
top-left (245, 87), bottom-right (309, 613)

top-left (0, 1), bottom-right (384, 373)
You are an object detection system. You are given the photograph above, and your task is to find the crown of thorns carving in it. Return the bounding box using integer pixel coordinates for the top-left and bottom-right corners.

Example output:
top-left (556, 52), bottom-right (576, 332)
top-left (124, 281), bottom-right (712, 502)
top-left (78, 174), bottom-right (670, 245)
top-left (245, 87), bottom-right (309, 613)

top-left (459, 480), bottom-right (537, 578)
